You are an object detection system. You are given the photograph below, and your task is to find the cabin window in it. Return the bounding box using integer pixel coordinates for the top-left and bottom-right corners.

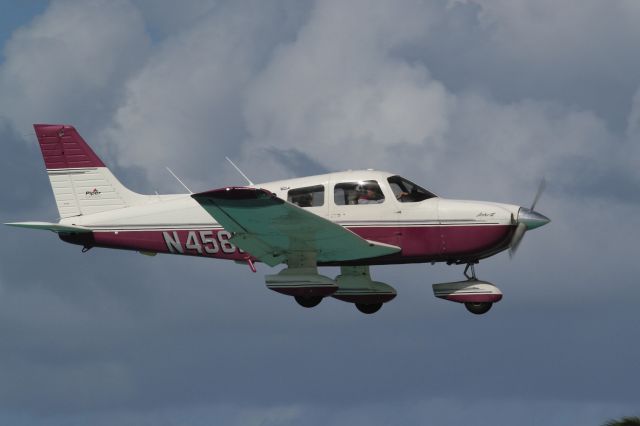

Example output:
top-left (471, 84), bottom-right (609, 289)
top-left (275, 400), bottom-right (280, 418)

top-left (334, 181), bottom-right (385, 205)
top-left (387, 175), bottom-right (437, 202)
top-left (288, 185), bottom-right (325, 207)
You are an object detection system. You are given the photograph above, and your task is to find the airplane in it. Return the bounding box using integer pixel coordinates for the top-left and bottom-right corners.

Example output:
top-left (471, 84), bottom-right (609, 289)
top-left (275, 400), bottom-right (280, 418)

top-left (6, 124), bottom-right (550, 315)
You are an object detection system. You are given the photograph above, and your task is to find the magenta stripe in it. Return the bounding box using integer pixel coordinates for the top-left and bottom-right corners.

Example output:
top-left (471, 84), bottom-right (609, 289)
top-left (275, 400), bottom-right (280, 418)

top-left (60, 224), bottom-right (514, 266)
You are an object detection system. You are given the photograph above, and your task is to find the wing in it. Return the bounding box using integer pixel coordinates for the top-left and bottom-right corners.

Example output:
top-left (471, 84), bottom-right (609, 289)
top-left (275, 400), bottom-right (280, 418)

top-left (191, 187), bottom-right (400, 266)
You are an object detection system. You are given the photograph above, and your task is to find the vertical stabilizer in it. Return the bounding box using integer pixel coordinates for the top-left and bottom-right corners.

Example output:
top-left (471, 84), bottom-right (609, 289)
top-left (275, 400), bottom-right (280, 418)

top-left (34, 124), bottom-right (147, 218)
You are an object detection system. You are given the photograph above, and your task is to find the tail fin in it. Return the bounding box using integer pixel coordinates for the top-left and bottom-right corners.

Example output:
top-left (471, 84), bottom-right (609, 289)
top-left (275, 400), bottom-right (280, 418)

top-left (34, 124), bottom-right (146, 218)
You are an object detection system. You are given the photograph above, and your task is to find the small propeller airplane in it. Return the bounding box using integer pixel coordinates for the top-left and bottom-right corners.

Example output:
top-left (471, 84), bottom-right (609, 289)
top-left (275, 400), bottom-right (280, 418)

top-left (6, 124), bottom-right (550, 315)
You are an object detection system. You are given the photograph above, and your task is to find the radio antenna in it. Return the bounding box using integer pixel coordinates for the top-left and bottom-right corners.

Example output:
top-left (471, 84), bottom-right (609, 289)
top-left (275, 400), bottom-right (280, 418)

top-left (165, 167), bottom-right (193, 194)
top-left (225, 157), bottom-right (254, 186)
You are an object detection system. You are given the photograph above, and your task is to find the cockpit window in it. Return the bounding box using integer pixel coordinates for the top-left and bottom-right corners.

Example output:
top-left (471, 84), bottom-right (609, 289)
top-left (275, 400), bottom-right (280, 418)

top-left (288, 185), bottom-right (324, 207)
top-left (387, 175), bottom-right (436, 202)
top-left (334, 181), bottom-right (385, 205)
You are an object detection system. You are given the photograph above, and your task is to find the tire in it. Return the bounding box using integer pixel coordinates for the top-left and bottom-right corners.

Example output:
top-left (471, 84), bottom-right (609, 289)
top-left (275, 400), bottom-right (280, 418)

top-left (464, 302), bottom-right (493, 315)
top-left (355, 302), bottom-right (383, 314)
top-left (294, 296), bottom-right (322, 308)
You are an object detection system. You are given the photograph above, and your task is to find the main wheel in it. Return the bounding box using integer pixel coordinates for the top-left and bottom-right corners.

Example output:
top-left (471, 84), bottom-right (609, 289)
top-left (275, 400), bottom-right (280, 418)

top-left (295, 296), bottom-right (323, 308)
top-left (464, 302), bottom-right (492, 315)
top-left (355, 302), bottom-right (383, 314)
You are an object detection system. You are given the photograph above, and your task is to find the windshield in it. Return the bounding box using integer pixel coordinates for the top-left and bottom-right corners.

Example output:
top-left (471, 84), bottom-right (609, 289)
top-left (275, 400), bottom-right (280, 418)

top-left (387, 175), bottom-right (437, 202)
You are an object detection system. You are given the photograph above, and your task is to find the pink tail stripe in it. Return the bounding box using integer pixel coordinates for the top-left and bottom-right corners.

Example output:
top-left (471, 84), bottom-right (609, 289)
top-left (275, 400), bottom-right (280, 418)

top-left (33, 124), bottom-right (105, 169)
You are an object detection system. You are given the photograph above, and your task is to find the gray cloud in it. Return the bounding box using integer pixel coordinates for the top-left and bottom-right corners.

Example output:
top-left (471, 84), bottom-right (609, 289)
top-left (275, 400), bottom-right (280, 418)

top-left (0, 0), bottom-right (639, 424)
top-left (264, 147), bottom-right (329, 177)
top-left (102, 0), bottom-right (312, 189)
top-left (400, 0), bottom-right (640, 134)
top-left (0, 0), bottom-right (151, 134)
top-left (0, 118), bottom-right (54, 215)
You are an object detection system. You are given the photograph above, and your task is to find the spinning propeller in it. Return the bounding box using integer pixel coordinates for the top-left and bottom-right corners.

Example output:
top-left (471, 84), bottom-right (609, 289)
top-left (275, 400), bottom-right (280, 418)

top-left (509, 179), bottom-right (550, 257)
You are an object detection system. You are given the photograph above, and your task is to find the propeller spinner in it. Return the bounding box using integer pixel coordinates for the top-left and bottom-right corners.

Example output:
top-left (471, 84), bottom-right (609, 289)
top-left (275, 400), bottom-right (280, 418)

top-left (509, 179), bottom-right (550, 257)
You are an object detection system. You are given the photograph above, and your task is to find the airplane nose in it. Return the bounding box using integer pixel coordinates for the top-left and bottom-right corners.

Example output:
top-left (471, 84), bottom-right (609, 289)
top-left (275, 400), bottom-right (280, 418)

top-left (517, 207), bottom-right (550, 230)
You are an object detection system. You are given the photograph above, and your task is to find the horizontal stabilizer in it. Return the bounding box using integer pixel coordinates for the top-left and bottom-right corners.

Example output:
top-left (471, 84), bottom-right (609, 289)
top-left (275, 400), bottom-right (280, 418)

top-left (5, 221), bottom-right (91, 233)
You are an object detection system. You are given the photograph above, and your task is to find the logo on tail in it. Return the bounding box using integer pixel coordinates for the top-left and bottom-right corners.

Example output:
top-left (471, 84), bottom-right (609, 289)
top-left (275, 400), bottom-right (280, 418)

top-left (85, 188), bottom-right (101, 197)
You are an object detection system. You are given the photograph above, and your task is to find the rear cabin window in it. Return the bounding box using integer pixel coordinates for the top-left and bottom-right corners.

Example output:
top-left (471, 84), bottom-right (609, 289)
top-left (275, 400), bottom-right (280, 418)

top-left (334, 181), bottom-right (385, 205)
top-left (387, 175), bottom-right (437, 202)
top-left (288, 185), bottom-right (324, 207)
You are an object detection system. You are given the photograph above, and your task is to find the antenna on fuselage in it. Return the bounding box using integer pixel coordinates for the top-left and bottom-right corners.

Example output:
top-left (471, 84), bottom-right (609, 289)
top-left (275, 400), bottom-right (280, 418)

top-left (165, 167), bottom-right (193, 194)
top-left (225, 157), bottom-right (254, 186)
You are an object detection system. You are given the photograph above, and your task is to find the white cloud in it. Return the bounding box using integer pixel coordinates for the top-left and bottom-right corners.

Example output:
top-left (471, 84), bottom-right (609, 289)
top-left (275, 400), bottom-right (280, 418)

top-left (242, 0), bottom-right (624, 204)
top-left (1, 0), bottom-right (640, 421)
top-left (102, 1), bottom-right (307, 188)
top-left (244, 1), bottom-right (450, 176)
top-left (0, 0), bottom-right (150, 134)
top-left (130, 0), bottom-right (220, 37)
top-left (470, 0), bottom-right (640, 61)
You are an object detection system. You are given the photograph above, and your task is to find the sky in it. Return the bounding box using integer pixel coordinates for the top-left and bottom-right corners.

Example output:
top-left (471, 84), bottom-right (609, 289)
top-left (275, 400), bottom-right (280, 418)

top-left (0, 0), bottom-right (639, 425)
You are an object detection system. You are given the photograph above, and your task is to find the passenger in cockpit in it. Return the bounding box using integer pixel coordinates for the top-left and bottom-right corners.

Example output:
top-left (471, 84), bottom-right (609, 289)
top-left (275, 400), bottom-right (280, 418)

top-left (357, 184), bottom-right (384, 204)
top-left (292, 193), bottom-right (312, 207)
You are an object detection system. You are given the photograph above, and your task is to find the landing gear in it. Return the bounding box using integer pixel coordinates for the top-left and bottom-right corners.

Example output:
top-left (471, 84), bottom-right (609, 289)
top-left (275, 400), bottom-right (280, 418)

top-left (294, 296), bottom-right (323, 308)
top-left (355, 302), bottom-right (383, 314)
top-left (464, 302), bottom-right (493, 315)
top-left (332, 266), bottom-right (396, 315)
top-left (432, 262), bottom-right (503, 315)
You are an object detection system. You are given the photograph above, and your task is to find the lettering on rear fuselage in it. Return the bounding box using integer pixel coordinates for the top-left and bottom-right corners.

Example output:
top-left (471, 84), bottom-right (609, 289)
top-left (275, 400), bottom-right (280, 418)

top-left (162, 230), bottom-right (240, 255)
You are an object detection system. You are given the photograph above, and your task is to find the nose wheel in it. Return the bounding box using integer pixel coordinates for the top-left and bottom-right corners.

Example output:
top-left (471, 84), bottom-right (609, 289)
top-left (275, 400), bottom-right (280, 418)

top-left (433, 263), bottom-right (502, 315)
top-left (464, 301), bottom-right (493, 315)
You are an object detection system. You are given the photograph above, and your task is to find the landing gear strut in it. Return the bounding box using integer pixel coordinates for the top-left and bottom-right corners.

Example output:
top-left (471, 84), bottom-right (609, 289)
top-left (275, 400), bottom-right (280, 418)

top-left (462, 263), bottom-right (493, 315)
top-left (463, 263), bottom-right (477, 280)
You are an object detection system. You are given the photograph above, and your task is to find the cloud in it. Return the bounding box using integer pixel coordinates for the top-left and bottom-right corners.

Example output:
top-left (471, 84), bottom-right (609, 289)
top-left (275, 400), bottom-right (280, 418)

top-left (102, 0), bottom-right (311, 189)
top-left (243, 0), bottom-right (635, 206)
top-left (0, 117), bottom-right (55, 215)
top-left (1, 0), bottom-right (640, 423)
top-left (0, 0), bottom-right (150, 134)
top-left (625, 87), bottom-right (640, 175)
top-left (263, 147), bottom-right (329, 177)
top-left (0, 393), bottom-right (637, 426)
top-left (402, 0), bottom-right (640, 133)
top-left (243, 0), bottom-right (453, 179)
